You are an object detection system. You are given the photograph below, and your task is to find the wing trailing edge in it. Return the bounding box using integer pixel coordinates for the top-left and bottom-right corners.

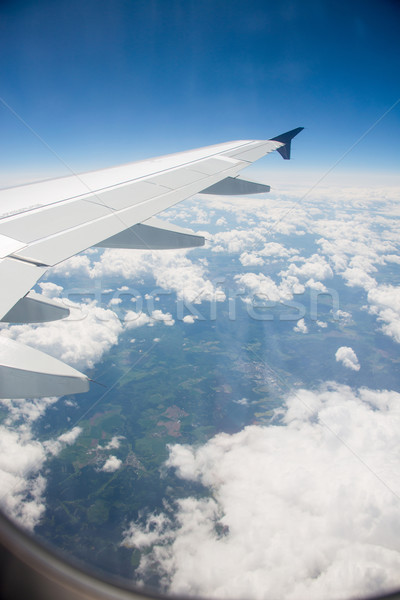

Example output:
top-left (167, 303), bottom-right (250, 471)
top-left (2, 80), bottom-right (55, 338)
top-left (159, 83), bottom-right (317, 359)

top-left (0, 338), bottom-right (89, 399)
top-left (96, 218), bottom-right (204, 250)
top-left (200, 177), bottom-right (270, 195)
top-left (1, 291), bottom-right (70, 324)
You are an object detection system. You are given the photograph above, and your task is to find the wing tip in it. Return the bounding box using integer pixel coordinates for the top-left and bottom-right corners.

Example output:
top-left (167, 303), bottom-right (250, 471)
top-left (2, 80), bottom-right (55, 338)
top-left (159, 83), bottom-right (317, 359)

top-left (270, 127), bottom-right (304, 160)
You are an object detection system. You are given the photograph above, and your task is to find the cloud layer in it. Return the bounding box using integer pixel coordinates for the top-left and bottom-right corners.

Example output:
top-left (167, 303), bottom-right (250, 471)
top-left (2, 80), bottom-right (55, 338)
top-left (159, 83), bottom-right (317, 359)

top-left (123, 384), bottom-right (400, 600)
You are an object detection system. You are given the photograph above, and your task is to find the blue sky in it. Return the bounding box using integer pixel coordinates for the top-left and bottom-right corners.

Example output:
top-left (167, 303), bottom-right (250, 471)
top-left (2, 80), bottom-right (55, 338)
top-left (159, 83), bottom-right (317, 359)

top-left (0, 0), bottom-right (399, 184)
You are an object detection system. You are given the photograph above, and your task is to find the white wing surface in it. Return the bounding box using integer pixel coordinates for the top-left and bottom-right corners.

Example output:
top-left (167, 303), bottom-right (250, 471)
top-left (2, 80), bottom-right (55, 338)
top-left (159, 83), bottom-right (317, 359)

top-left (0, 128), bottom-right (303, 398)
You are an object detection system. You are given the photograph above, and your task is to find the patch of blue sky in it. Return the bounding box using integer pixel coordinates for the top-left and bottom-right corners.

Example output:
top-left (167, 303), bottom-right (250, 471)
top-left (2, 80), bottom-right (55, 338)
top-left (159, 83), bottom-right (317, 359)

top-left (0, 0), bottom-right (399, 185)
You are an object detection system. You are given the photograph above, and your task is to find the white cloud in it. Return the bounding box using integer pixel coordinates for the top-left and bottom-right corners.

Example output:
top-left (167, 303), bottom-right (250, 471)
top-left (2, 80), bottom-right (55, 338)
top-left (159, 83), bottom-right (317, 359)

top-left (124, 310), bottom-right (151, 329)
top-left (183, 315), bottom-right (196, 324)
top-left (0, 415), bottom-right (82, 530)
top-left (101, 455), bottom-right (122, 473)
top-left (109, 297), bottom-right (122, 306)
top-left (123, 384), bottom-right (400, 600)
top-left (191, 207), bottom-right (210, 224)
top-left (1, 300), bottom-right (123, 370)
top-left (305, 278), bottom-right (327, 292)
top-left (44, 426), bottom-right (83, 456)
top-left (259, 242), bottom-right (297, 258)
top-left (216, 216), bottom-right (227, 227)
top-left (47, 242), bottom-right (225, 307)
top-left (0, 426), bottom-right (47, 530)
top-left (335, 346), bottom-right (360, 371)
top-left (367, 285), bottom-right (400, 344)
top-left (123, 309), bottom-right (175, 330)
top-left (335, 309), bottom-right (352, 321)
top-left (342, 267), bottom-right (377, 291)
top-left (0, 396), bottom-right (59, 426)
top-left (49, 254), bottom-right (92, 278)
top-left (239, 252), bottom-right (264, 267)
top-left (104, 436), bottom-right (124, 450)
top-left (211, 228), bottom-right (265, 254)
top-left (235, 273), bottom-right (293, 303)
top-left (38, 282), bottom-right (63, 298)
top-left (234, 398), bottom-right (249, 406)
top-left (88, 249), bottom-right (224, 305)
top-left (281, 253), bottom-right (333, 282)
top-left (151, 310), bottom-right (175, 326)
top-left (384, 254), bottom-right (400, 265)
top-left (293, 318), bottom-right (308, 334)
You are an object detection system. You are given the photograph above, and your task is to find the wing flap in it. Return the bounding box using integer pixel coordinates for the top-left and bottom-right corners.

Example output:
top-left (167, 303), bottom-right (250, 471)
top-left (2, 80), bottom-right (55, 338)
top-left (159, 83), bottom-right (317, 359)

top-left (0, 338), bottom-right (88, 399)
top-left (0, 258), bottom-right (46, 320)
top-left (200, 177), bottom-right (270, 195)
top-left (96, 217), bottom-right (204, 250)
top-left (1, 291), bottom-right (69, 323)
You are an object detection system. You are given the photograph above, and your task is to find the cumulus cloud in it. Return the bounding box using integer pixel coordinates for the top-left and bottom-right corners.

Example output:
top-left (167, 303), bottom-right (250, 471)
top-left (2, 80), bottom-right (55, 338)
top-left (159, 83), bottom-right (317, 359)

top-left (316, 320), bottom-right (327, 328)
top-left (1, 299), bottom-right (123, 370)
top-left (342, 267), bottom-right (376, 291)
top-left (124, 310), bottom-right (152, 329)
top-left (183, 315), bottom-right (196, 324)
top-left (38, 282), bottom-right (63, 298)
top-left (335, 346), bottom-right (361, 371)
top-left (151, 310), bottom-right (175, 326)
top-left (109, 297), bottom-right (122, 306)
top-left (233, 398), bottom-right (249, 406)
top-left (211, 228), bottom-right (265, 254)
top-left (259, 242), bottom-right (297, 258)
top-left (305, 278), bottom-right (327, 292)
top-left (36, 187), bottom-right (399, 349)
top-left (101, 436), bottom-right (124, 450)
top-left (101, 455), bottom-right (122, 473)
top-left (0, 396), bottom-right (59, 426)
top-left (89, 249), bottom-right (225, 305)
top-left (280, 253), bottom-right (333, 282)
top-left (47, 242), bottom-right (226, 307)
top-left (49, 254), bottom-right (92, 278)
top-left (124, 309), bottom-right (175, 330)
top-left (293, 317), bottom-right (308, 334)
top-left (335, 309), bottom-right (352, 321)
top-left (239, 252), bottom-right (264, 267)
top-left (0, 427), bottom-right (47, 530)
top-left (123, 384), bottom-right (400, 600)
top-left (367, 285), bottom-right (400, 344)
top-left (44, 426), bottom-right (83, 456)
top-left (0, 415), bottom-right (83, 530)
top-left (235, 272), bottom-right (302, 303)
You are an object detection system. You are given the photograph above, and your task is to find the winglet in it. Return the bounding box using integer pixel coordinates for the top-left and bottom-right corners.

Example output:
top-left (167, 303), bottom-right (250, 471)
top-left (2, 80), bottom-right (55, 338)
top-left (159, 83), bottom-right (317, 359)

top-left (270, 127), bottom-right (304, 160)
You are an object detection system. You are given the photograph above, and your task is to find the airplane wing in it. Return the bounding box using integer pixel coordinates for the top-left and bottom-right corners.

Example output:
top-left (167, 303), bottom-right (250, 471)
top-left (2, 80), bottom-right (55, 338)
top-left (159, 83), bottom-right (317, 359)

top-left (0, 127), bottom-right (303, 398)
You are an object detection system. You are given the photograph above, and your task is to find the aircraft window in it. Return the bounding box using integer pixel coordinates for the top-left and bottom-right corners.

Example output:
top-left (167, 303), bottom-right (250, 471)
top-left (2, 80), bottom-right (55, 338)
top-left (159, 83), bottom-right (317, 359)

top-left (1, 2), bottom-right (400, 600)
